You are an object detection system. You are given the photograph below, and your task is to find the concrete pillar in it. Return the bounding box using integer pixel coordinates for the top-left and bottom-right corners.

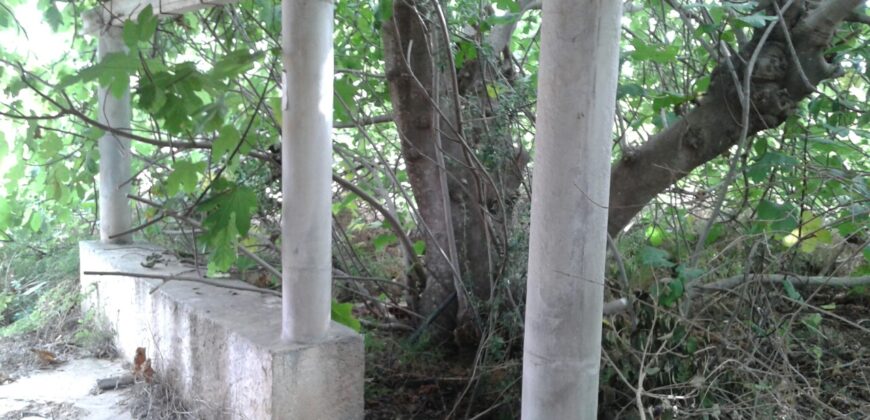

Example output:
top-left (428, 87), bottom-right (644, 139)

top-left (97, 26), bottom-right (133, 244)
top-left (520, 0), bottom-right (623, 418)
top-left (280, 0), bottom-right (334, 342)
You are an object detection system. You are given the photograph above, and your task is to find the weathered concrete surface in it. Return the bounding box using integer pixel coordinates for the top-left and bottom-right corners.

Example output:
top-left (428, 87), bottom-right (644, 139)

top-left (79, 241), bottom-right (363, 419)
top-left (0, 358), bottom-right (133, 420)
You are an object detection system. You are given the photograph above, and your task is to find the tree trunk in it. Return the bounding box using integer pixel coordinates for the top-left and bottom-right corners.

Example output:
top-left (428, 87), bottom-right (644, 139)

top-left (520, 0), bottom-right (623, 417)
top-left (382, 1), bottom-right (522, 343)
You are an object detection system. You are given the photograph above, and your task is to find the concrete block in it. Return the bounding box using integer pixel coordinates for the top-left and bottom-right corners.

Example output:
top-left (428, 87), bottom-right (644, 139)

top-left (79, 241), bottom-right (363, 419)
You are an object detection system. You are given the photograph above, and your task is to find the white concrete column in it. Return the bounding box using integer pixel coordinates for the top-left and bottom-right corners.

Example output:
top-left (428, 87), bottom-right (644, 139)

top-left (280, 0), bottom-right (334, 342)
top-left (520, 0), bottom-right (623, 418)
top-left (97, 26), bottom-right (133, 244)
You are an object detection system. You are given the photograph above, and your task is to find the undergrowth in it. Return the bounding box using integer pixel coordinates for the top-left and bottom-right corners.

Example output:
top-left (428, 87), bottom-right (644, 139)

top-left (0, 236), bottom-right (115, 359)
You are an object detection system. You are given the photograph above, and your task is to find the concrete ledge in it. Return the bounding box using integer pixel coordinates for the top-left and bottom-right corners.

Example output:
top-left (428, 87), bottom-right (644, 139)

top-left (79, 241), bottom-right (363, 419)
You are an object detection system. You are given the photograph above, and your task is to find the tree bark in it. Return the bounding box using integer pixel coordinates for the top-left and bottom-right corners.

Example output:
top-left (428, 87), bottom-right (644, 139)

top-left (382, 1), bottom-right (462, 339)
top-left (521, 0), bottom-right (623, 417)
top-left (607, 0), bottom-right (864, 236)
top-left (381, 0), bottom-right (520, 343)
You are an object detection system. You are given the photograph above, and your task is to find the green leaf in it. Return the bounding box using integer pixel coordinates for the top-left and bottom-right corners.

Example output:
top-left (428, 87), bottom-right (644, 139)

top-left (198, 101), bottom-right (227, 133)
top-left (630, 40), bottom-right (679, 63)
top-left (136, 80), bottom-right (166, 112)
top-left (617, 83), bottom-right (644, 99)
top-left (374, 0), bottom-right (394, 29)
top-left (494, 0), bottom-right (520, 12)
top-left (645, 225), bottom-right (666, 247)
top-left (98, 52), bottom-right (138, 98)
top-left (212, 125), bottom-right (241, 160)
top-left (206, 214), bottom-right (239, 273)
top-left (456, 41), bottom-right (478, 68)
top-left (640, 246), bottom-right (675, 268)
top-left (485, 13), bottom-right (520, 26)
top-left (757, 199), bottom-right (785, 221)
top-left (42, 2), bottom-right (63, 31)
top-left (334, 78), bottom-right (356, 122)
top-left (413, 240), bottom-right (426, 255)
top-left (200, 181), bottom-right (258, 237)
top-left (694, 75), bottom-right (711, 93)
top-left (332, 299), bottom-right (361, 332)
top-left (737, 13), bottom-right (775, 28)
top-left (652, 93), bottom-right (691, 113)
top-left (373, 234), bottom-right (397, 252)
top-left (757, 199), bottom-right (798, 234)
top-left (705, 223), bottom-right (724, 245)
top-left (685, 337), bottom-right (698, 354)
top-left (165, 160), bottom-right (206, 196)
top-left (676, 265), bottom-right (704, 283)
top-left (137, 5), bottom-right (158, 41)
top-left (801, 313), bottom-right (823, 331)
top-left (658, 277), bottom-right (684, 307)
top-left (123, 5), bottom-right (158, 49)
top-left (122, 20), bottom-right (140, 49)
top-left (0, 200), bottom-right (10, 230)
top-left (0, 6), bottom-right (10, 28)
top-left (209, 50), bottom-right (263, 80)
top-left (53, 165), bottom-right (70, 183)
top-left (38, 134), bottom-right (63, 157)
top-left (782, 278), bottom-right (802, 301)
top-left (748, 152), bottom-right (799, 182)
top-left (28, 211), bottom-right (43, 232)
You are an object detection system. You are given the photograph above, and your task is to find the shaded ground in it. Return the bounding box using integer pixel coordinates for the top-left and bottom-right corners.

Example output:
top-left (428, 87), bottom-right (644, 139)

top-left (0, 357), bottom-right (133, 420)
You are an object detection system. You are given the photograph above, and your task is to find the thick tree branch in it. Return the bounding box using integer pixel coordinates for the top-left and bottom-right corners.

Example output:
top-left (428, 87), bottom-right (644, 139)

top-left (802, 0), bottom-right (864, 34)
top-left (607, 0), bottom-right (859, 235)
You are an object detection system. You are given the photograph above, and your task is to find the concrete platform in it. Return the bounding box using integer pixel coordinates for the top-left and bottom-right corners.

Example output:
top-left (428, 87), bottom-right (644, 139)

top-left (79, 241), bottom-right (363, 419)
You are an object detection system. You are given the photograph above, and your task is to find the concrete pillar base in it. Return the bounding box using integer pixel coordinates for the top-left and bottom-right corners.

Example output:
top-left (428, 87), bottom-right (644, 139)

top-left (79, 241), bottom-right (363, 419)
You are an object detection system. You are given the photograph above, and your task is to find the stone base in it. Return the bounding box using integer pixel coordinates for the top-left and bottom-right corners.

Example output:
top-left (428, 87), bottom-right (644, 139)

top-left (79, 241), bottom-right (363, 419)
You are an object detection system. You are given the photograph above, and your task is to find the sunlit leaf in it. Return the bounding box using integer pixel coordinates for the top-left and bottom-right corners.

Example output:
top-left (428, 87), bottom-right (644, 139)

top-left (332, 299), bottom-right (361, 332)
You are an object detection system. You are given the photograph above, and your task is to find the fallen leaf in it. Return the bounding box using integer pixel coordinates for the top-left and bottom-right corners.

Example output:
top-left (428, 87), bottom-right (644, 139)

top-left (143, 359), bottom-right (155, 383)
top-left (30, 348), bottom-right (60, 365)
top-left (133, 347), bottom-right (146, 374)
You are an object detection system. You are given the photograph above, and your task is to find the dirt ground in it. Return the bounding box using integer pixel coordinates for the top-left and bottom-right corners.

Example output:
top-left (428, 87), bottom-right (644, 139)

top-left (0, 339), bottom-right (134, 420)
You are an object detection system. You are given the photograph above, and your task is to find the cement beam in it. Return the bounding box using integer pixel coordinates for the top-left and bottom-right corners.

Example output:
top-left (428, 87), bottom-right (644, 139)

top-left (79, 241), bottom-right (364, 419)
top-left (97, 27), bottom-right (133, 244)
top-left (280, 0), bottom-right (334, 342)
top-left (87, 0), bottom-right (237, 27)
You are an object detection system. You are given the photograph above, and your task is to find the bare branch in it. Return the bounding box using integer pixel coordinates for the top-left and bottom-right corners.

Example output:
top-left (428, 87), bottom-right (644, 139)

top-left (333, 114), bottom-right (394, 129)
top-left (83, 270), bottom-right (281, 297)
top-left (693, 274), bottom-right (870, 294)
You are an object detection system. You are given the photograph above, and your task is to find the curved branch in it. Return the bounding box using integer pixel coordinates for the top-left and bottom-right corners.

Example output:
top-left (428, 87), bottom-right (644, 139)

top-left (332, 174), bottom-right (422, 272)
top-left (607, 1), bottom-right (859, 235)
